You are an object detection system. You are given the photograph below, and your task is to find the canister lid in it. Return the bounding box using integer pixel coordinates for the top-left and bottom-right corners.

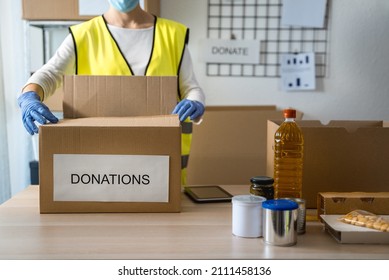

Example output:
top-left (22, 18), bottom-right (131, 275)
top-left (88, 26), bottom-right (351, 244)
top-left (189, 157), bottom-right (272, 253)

top-left (232, 195), bottom-right (266, 205)
top-left (250, 176), bottom-right (274, 185)
top-left (262, 199), bottom-right (298, 210)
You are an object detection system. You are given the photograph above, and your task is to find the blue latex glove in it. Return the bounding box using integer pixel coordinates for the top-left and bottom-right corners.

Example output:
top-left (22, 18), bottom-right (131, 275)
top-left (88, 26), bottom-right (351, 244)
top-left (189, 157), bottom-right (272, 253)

top-left (172, 99), bottom-right (205, 122)
top-left (18, 91), bottom-right (59, 135)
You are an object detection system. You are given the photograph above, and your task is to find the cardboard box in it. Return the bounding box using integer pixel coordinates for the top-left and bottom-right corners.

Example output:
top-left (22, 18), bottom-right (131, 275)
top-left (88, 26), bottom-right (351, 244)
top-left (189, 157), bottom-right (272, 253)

top-left (186, 106), bottom-right (302, 185)
top-left (22, 0), bottom-right (160, 20)
top-left (267, 120), bottom-right (389, 208)
top-left (321, 214), bottom-right (389, 244)
top-left (318, 192), bottom-right (389, 217)
top-left (22, 0), bottom-right (102, 20)
top-left (44, 75), bottom-right (176, 113)
top-left (40, 75), bottom-right (180, 213)
top-left (39, 116), bottom-right (181, 213)
top-left (63, 75), bottom-right (177, 118)
top-left (43, 88), bottom-right (64, 112)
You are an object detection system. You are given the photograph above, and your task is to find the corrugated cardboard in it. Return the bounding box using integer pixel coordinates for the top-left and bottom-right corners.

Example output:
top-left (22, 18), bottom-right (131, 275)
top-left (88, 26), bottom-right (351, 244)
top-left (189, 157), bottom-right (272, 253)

top-left (186, 106), bottom-right (302, 185)
top-left (43, 88), bottom-right (64, 112)
top-left (22, 0), bottom-right (94, 20)
top-left (318, 192), bottom-right (389, 217)
top-left (39, 116), bottom-right (181, 213)
top-left (22, 0), bottom-right (160, 20)
top-left (267, 120), bottom-right (389, 208)
top-left (63, 75), bottom-right (177, 118)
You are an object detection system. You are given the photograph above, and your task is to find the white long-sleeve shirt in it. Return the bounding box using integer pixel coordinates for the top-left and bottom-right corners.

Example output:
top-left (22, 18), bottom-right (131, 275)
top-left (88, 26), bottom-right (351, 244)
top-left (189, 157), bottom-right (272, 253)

top-left (26, 24), bottom-right (205, 105)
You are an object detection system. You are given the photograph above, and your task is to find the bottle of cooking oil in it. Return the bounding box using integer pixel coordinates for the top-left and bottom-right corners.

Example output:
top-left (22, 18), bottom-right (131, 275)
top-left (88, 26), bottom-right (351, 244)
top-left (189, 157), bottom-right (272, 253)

top-left (274, 108), bottom-right (304, 198)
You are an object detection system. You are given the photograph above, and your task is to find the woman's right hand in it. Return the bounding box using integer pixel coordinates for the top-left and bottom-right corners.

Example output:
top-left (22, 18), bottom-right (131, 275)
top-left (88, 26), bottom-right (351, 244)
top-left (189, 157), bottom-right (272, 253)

top-left (17, 91), bottom-right (58, 135)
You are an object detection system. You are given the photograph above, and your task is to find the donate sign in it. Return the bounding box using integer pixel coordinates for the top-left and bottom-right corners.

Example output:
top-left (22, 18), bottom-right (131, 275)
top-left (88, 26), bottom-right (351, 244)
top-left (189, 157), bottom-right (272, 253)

top-left (203, 39), bottom-right (260, 64)
top-left (53, 154), bottom-right (169, 202)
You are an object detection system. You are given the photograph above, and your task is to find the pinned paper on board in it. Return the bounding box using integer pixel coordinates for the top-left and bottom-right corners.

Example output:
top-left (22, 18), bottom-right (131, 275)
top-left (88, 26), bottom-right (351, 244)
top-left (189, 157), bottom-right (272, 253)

top-left (280, 53), bottom-right (316, 91)
top-left (281, 0), bottom-right (327, 28)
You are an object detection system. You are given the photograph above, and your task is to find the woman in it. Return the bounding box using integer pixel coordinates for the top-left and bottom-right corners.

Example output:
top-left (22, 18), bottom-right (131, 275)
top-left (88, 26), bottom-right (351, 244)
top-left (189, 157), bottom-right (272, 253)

top-left (18, 0), bottom-right (205, 183)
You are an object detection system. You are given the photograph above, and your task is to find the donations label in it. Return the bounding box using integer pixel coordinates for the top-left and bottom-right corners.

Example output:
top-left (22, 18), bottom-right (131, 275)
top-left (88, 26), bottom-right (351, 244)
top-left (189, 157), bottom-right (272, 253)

top-left (53, 154), bottom-right (169, 202)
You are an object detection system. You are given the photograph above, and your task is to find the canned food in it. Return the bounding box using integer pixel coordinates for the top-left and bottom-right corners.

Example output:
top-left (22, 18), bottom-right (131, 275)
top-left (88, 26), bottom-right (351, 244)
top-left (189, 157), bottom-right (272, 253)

top-left (262, 199), bottom-right (298, 246)
top-left (232, 195), bottom-right (267, 238)
top-left (249, 176), bottom-right (274, 200)
top-left (284, 198), bottom-right (306, 234)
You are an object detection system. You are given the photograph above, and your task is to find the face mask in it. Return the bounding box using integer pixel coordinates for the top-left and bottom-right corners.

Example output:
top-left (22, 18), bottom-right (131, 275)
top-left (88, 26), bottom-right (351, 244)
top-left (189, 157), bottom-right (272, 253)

top-left (108, 0), bottom-right (139, 13)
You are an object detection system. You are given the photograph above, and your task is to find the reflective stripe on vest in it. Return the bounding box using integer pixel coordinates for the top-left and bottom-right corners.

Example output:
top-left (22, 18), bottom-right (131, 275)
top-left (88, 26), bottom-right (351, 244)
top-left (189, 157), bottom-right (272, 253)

top-left (69, 16), bottom-right (192, 180)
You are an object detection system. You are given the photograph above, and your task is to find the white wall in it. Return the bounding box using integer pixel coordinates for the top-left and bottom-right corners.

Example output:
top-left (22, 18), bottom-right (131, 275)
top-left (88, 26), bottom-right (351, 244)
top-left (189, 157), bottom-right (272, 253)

top-left (161, 0), bottom-right (389, 122)
top-left (0, 0), bottom-right (32, 198)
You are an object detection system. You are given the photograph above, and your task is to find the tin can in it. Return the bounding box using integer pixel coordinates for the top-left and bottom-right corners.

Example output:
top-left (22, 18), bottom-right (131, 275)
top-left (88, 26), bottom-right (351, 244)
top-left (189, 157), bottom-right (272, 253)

top-left (231, 195), bottom-right (267, 238)
top-left (249, 176), bottom-right (274, 200)
top-left (262, 199), bottom-right (298, 246)
top-left (284, 198), bottom-right (306, 234)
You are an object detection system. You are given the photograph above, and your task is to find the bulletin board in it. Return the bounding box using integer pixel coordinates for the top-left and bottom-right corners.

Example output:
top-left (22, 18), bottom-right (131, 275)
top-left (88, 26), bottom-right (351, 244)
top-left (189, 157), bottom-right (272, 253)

top-left (206, 0), bottom-right (330, 78)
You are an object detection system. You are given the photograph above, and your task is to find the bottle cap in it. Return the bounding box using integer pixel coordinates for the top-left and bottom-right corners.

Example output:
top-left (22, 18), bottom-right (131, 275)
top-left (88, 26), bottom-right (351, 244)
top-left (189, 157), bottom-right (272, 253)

top-left (283, 108), bottom-right (296, 118)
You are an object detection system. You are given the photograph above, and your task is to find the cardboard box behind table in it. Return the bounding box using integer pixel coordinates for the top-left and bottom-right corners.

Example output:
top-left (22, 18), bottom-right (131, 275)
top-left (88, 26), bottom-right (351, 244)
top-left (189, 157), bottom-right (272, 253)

top-left (39, 116), bottom-right (181, 213)
top-left (23, 0), bottom-right (102, 20)
top-left (318, 192), bottom-right (389, 218)
top-left (266, 120), bottom-right (389, 208)
top-left (22, 0), bottom-right (160, 20)
top-left (186, 106), bottom-right (303, 185)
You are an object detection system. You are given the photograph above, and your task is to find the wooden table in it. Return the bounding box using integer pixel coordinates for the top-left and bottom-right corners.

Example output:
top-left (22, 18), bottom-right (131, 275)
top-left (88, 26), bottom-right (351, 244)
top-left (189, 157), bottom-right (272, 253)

top-left (0, 185), bottom-right (388, 260)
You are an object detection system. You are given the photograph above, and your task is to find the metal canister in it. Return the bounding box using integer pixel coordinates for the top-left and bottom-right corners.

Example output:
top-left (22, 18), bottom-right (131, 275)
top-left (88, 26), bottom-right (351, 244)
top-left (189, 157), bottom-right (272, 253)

top-left (262, 199), bottom-right (298, 246)
top-left (232, 195), bottom-right (267, 238)
top-left (284, 198), bottom-right (306, 234)
top-left (249, 176), bottom-right (274, 200)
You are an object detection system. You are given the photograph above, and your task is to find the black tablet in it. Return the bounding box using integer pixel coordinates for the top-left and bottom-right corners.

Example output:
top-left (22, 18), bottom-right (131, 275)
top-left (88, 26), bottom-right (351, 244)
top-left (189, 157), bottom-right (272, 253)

top-left (184, 185), bottom-right (233, 203)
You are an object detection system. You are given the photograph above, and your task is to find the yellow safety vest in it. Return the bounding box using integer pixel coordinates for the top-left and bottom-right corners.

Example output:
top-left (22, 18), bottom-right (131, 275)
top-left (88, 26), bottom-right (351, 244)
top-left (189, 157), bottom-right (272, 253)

top-left (70, 15), bottom-right (192, 185)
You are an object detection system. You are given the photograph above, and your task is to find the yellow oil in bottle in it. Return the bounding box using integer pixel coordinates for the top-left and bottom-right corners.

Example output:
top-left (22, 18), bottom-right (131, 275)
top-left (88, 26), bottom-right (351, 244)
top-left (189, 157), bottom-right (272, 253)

top-left (274, 109), bottom-right (304, 198)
